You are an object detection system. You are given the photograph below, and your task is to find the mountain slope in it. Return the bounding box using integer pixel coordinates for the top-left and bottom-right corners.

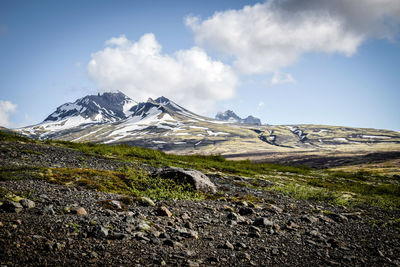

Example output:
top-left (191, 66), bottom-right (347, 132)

top-left (18, 92), bottom-right (400, 158)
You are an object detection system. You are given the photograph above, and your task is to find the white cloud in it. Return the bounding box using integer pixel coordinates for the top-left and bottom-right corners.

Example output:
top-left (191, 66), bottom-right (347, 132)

top-left (87, 34), bottom-right (238, 113)
top-left (0, 100), bottom-right (17, 127)
top-left (186, 0), bottom-right (400, 75)
top-left (271, 72), bottom-right (296, 85)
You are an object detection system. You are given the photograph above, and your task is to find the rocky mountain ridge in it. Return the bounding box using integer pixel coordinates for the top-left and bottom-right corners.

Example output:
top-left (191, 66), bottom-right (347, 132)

top-left (45, 91), bottom-right (137, 124)
top-left (216, 110), bottom-right (261, 125)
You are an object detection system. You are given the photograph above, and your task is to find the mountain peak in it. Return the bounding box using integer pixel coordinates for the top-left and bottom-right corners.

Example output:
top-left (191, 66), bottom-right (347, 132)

top-left (44, 91), bottom-right (136, 124)
top-left (216, 110), bottom-right (261, 125)
top-left (155, 96), bottom-right (171, 105)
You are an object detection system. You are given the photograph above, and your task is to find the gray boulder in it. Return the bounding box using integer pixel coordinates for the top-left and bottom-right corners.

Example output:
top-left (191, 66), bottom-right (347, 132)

top-left (154, 167), bottom-right (216, 193)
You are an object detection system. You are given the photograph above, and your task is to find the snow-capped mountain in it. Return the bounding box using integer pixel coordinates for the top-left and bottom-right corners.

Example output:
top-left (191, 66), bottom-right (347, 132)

top-left (17, 91), bottom-right (400, 156)
top-left (216, 110), bottom-right (261, 125)
top-left (18, 92), bottom-right (218, 140)
top-left (44, 91), bottom-right (136, 123)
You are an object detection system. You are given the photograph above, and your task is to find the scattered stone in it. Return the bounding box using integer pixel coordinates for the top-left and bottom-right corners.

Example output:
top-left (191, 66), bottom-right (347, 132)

top-left (285, 221), bottom-right (299, 230)
top-left (239, 207), bottom-right (254, 216)
top-left (0, 200), bottom-right (23, 213)
top-left (42, 205), bottom-right (56, 215)
top-left (154, 167), bottom-right (216, 193)
top-left (163, 239), bottom-right (183, 248)
top-left (239, 252), bottom-right (251, 260)
top-left (109, 200), bottom-right (122, 210)
top-left (223, 240), bottom-right (234, 250)
top-left (181, 213), bottom-right (190, 221)
top-left (271, 248), bottom-right (279, 255)
top-left (92, 225), bottom-right (108, 238)
top-left (70, 207), bottom-right (87, 216)
top-left (55, 242), bottom-right (65, 250)
top-left (235, 242), bottom-right (248, 250)
top-left (265, 204), bottom-right (283, 214)
top-left (178, 228), bottom-right (199, 239)
top-left (187, 260), bottom-right (200, 267)
top-left (327, 213), bottom-right (348, 223)
top-left (184, 221), bottom-right (193, 229)
top-left (20, 199), bottom-right (35, 209)
top-left (253, 217), bottom-right (273, 228)
top-left (113, 232), bottom-right (129, 240)
top-left (137, 197), bottom-right (155, 207)
top-left (156, 206), bottom-right (172, 217)
top-left (300, 215), bottom-right (319, 224)
top-left (138, 221), bottom-right (151, 232)
top-left (44, 240), bottom-right (55, 251)
top-left (249, 226), bottom-right (261, 233)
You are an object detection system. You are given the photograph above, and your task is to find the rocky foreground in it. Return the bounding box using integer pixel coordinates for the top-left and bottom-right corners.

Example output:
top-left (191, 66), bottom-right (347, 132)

top-left (1, 140), bottom-right (400, 266)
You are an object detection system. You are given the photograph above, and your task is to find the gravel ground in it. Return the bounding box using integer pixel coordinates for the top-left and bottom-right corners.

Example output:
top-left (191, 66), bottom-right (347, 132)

top-left (1, 141), bottom-right (399, 266)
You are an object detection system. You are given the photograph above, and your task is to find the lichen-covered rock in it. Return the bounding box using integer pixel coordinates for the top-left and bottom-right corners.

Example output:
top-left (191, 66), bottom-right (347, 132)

top-left (154, 167), bottom-right (216, 193)
top-left (20, 199), bottom-right (35, 209)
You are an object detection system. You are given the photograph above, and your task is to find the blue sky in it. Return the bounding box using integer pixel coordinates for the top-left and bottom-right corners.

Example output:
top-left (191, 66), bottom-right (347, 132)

top-left (0, 0), bottom-right (399, 131)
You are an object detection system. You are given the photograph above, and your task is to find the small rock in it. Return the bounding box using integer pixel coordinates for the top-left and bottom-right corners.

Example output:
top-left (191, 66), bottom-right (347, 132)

top-left (20, 199), bottom-right (35, 209)
top-left (184, 221), bottom-right (193, 229)
top-left (309, 230), bottom-right (321, 237)
top-left (159, 232), bottom-right (170, 239)
top-left (178, 228), bottom-right (199, 239)
top-left (0, 200), bottom-right (23, 213)
top-left (248, 231), bottom-right (261, 238)
top-left (110, 200), bottom-right (122, 210)
top-left (253, 217), bottom-right (273, 228)
top-left (55, 242), bottom-right (65, 250)
top-left (285, 221), bottom-right (299, 230)
top-left (163, 239), bottom-right (183, 248)
top-left (223, 240), bottom-right (234, 250)
top-left (265, 204), bottom-right (283, 214)
top-left (240, 252), bottom-right (251, 260)
top-left (300, 215), bottom-right (319, 224)
top-left (93, 225), bottom-right (108, 238)
top-left (90, 251), bottom-right (98, 258)
top-left (187, 260), bottom-right (199, 267)
top-left (235, 242), bottom-right (248, 250)
top-left (44, 240), bottom-right (54, 251)
top-left (327, 213), bottom-right (348, 223)
top-left (113, 232), bottom-right (129, 240)
top-left (70, 207), bottom-right (87, 216)
top-left (239, 207), bottom-right (254, 216)
top-left (138, 221), bottom-right (151, 232)
top-left (132, 231), bottom-right (150, 241)
top-left (42, 205), bottom-right (55, 215)
top-left (156, 206), bottom-right (172, 217)
top-left (249, 226), bottom-right (261, 233)
top-left (137, 197), bottom-right (155, 207)
top-left (181, 213), bottom-right (190, 221)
